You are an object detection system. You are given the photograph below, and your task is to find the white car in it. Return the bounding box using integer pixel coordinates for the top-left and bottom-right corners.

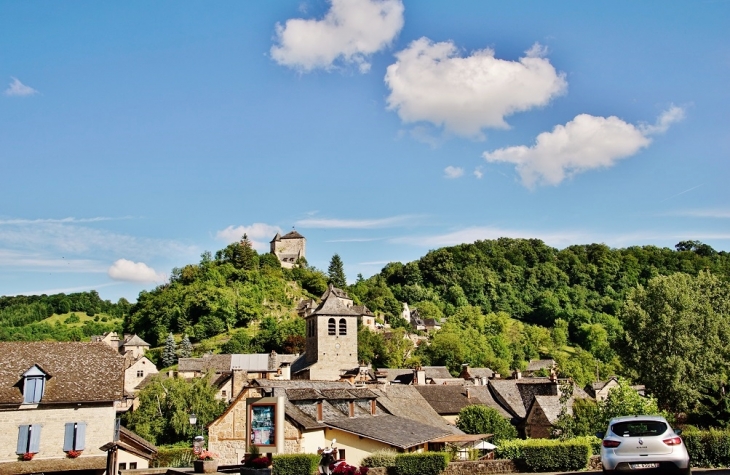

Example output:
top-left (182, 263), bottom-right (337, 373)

top-left (598, 415), bottom-right (690, 474)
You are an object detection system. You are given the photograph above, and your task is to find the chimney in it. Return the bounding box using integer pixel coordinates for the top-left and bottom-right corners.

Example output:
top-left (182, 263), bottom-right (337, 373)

top-left (460, 363), bottom-right (470, 379)
top-left (317, 401), bottom-right (323, 422)
top-left (349, 401), bottom-right (355, 418)
top-left (370, 399), bottom-right (376, 415)
top-left (512, 369), bottom-right (522, 380)
top-left (465, 388), bottom-right (471, 399)
top-left (279, 362), bottom-right (291, 380)
top-left (413, 367), bottom-right (426, 385)
top-left (232, 369), bottom-right (247, 398)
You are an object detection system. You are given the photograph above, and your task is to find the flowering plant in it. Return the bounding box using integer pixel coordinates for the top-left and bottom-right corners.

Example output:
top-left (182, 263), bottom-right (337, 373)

top-left (198, 449), bottom-right (217, 461)
top-left (22, 452), bottom-right (34, 461)
top-left (66, 449), bottom-right (82, 458)
top-left (332, 463), bottom-right (368, 475)
top-left (247, 456), bottom-right (271, 469)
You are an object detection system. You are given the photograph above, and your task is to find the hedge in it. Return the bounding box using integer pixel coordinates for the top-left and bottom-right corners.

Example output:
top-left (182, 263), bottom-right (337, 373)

top-left (683, 428), bottom-right (730, 468)
top-left (495, 438), bottom-right (591, 472)
top-left (272, 453), bottom-right (321, 475)
top-left (152, 447), bottom-right (195, 468)
top-left (395, 452), bottom-right (450, 475)
top-left (361, 450), bottom-right (398, 467)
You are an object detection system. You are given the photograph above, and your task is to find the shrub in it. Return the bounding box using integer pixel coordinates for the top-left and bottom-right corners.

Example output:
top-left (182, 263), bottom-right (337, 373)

top-left (683, 428), bottom-right (730, 468)
top-left (64, 313), bottom-right (80, 324)
top-left (521, 439), bottom-right (590, 472)
top-left (572, 435), bottom-right (602, 455)
top-left (494, 439), bottom-right (527, 460)
top-left (361, 450), bottom-right (398, 467)
top-left (395, 452), bottom-right (450, 475)
top-left (272, 453), bottom-right (320, 475)
top-left (152, 447), bottom-right (194, 468)
top-left (456, 405), bottom-right (518, 443)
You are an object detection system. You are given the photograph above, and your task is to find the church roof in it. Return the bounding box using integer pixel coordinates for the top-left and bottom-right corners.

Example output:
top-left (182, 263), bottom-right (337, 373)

top-left (269, 232), bottom-right (281, 243)
top-left (320, 284), bottom-right (351, 301)
top-left (313, 285), bottom-right (359, 317)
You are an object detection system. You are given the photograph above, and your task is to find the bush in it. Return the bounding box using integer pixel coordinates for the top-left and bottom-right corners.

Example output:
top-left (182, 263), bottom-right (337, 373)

top-left (572, 435), bottom-right (602, 455)
top-left (152, 447), bottom-right (194, 468)
top-left (272, 453), bottom-right (320, 475)
top-left (361, 450), bottom-right (398, 467)
top-left (456, 405), bottom-right (518, 443)
top-left (683, 428), bottom-right (730, 468)
top-left (395, 452), bottom-right (450, 475)
top-left (494, 439), bottom-right (528, 460)
top-left (521, 439), bottom-right (590, 472)
top-left (64, 313), bottom-right (80, 324)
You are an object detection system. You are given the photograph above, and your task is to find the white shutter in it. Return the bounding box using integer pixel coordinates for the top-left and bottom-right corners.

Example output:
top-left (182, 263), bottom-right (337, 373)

top-left (63, 423), bottom-right (75, 451)
top-left (75, 422), bottom-right (86, 450)
top-left (28, 425), bottom-right (41, 453)
top-left (16, 425), bottom-right (29, 454)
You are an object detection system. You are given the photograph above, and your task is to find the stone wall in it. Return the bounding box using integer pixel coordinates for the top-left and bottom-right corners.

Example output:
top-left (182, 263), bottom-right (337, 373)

top-left (208, 388), bottom-right (263, 465)
top-left (443, 460), bottom-right (519, 475)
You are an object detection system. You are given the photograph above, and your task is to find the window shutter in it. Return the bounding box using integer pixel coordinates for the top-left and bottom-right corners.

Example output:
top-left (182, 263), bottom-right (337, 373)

top-left (23, 378), bottom-right (36, 404)
top-left (28, 425), bottom-right (41, 453)
top-left (64, 423), bottom-right (75, 451)
top-left (32, 377), bottom-right (44, 403)
top-left (16, 425), bottom-right (29, 454)
top-left (75, 422), bottom-right (86, 450)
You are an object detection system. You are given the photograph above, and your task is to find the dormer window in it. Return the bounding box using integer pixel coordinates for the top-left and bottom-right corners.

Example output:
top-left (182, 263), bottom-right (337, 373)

top-left (23, 366), bottom-right (46, 404)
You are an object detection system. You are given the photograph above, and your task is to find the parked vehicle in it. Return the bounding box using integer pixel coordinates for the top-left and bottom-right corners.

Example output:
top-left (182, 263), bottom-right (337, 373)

top-left (598, 415), bottom-right (690, 474)
top-left (318, 439), bottom-right (339, 475)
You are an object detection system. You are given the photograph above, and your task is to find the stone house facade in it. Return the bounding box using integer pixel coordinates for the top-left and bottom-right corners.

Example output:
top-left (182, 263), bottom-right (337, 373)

top-left (0, 341), bottom-right (125, 474)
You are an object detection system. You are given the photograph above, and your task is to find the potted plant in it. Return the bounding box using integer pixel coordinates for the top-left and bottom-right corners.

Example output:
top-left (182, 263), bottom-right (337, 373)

top-left (193, 450), bottom-right (218, 473)
top-left (241, 445), bottom-right (271, 475)
top-left (66, 449), bottom-right (82, 458)
top-left (21, 452), bottom-right (34, 461)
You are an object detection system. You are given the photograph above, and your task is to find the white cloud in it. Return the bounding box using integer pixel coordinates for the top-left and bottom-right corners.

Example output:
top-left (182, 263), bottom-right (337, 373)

top-left (444, 166), bottom-right (464, 179)
top-left (4, 77), bottom-right (38, 97)
top-left (296, 215), bottom-right (418, 229)
top-left (640, 105), bottom-right (686, 135)
top-left (473, 167), bottom-right (484, 179)
top-left (271, 0), bottom-right (404, 73)
top-left (483, 107), bottom-right (685, 188)
top-left (385, 39), bottom-right (567, 137)
top-left (108, 259), bottom-right (165, 283)
top-left (216, 223), bottom-right (282, 251)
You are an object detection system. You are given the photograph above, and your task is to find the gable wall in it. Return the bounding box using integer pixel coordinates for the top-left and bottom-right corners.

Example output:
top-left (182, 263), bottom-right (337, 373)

top-left (208, 388), bottom-right (262, 464)
top-left (124, 358), bottom-right (159, 394)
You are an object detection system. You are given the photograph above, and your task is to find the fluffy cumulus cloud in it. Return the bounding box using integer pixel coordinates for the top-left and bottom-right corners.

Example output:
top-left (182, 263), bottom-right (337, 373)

top-left (385, 39), bottom-right (567, 137)
top-left (216, 223), bottom-right (282, 251)
top-left (4, 77), bottom-right (38, 97)
top-left (271, 0), bottom-right (404, 73)
top-left (443, 166), bottom-right (464, 179)
top-left (108, 259), bottom-right (164, 283)
top-left (483, 107), bottom-right (685, 188)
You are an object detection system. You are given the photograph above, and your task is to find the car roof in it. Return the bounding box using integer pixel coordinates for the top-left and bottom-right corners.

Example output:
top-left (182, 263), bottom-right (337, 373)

top-left (609, 415), bottom-right (668, 424)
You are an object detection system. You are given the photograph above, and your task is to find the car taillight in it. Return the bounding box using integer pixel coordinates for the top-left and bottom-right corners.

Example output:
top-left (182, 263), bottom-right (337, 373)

top-left (602, 440), bottom-right (621, 448)
top-left (663, 437), bottom-right (682, 446)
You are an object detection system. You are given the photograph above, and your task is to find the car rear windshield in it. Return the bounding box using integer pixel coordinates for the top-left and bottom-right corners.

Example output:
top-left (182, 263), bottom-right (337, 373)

top-left (611, 421), bottom-right (667, 437)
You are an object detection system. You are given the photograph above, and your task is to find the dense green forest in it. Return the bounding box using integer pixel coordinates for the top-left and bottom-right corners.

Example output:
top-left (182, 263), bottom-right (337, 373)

top-left (4, 236), bottom-right (730, 417)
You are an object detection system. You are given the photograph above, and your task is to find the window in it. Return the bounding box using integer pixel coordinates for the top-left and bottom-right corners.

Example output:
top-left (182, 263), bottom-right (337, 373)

top-left (63, 422), bottom-right (86, 451)
top-left (222, 390), bottom-right (227, 398)
top-left (23, 366), bottom-right (46, 404)
top-left (137, 370), bottom-right (144, 378)
top-left (16, 424), bottom-right (41, 455)
top-left (339, 318), bottom-right (347, 336)
top-left (119, 463), bottom-right (127, 470)
top-left (328, 318), bottom-right (336, 335)
top-left (129, 462), bottom-right (138, 469)
top-left (338, 449), bottom-right (346, 460)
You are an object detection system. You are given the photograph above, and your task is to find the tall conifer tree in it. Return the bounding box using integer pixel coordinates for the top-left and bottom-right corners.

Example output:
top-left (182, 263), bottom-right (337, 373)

top-left (328, 253), bottom-right (346, 288)
top-left (162, 332), bottom-right (178, 368)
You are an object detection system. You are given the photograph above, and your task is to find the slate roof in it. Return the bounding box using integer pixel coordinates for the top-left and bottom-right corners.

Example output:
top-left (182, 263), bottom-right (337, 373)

top-left (280, 230), bottom-right (305, 239)
top-left (326, 414), bottom-right (451, 449)
top-left (424, 366), bottom-right (453, 380)
top-left (463, 367), bottom-right (494, 379)
top-left (414, 385), bottom-right (483, 415)
top-left (320, 284), bottom-right (352, 301)
top-left (531, 395), bottom-right (572, 424)
top-left (287, 388), bottom-right (324, 401)
top-left (122, 334), bottom-right (150, 347)
top-left (119, 426), bottom-right (158, 455)
top-left (270, 232), bottom-right (281, 243)
top-left (352, 305), bottom-right (375, 317)
top-left (270, 353), bottom-right (299, 371)
top-left (488, 380), bottom-right (528, 418)
top-left (285, 401), bottom-right (326, 430)
top-left (464, 386), bottom-right (513, 419)
top-left (134, 373), bottom-right (158, 391)
top-left (373, 385), bottom-right (463, 435)
top-left (312, 290), bottom-right (360, 317)
top-left (178, 354), bottom-right (232, 373)
top-left (0, 342), bottom-right (124, 405)
top-left (231, 354), bottom-right (270, 371)
top-left (526, 359), bottom-right (556, 372)
top-left (377, 368), bottom-right (414, 385)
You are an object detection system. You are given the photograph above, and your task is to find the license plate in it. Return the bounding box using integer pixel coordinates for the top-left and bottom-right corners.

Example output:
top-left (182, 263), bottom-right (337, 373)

top-left (630, 463), bottom-right (659, 469)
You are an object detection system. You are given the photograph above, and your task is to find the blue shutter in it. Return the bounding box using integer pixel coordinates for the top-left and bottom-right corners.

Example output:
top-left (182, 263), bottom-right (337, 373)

top-left (32, 378), bottom-right (44, 403)
top-left (23, 378), bottom-right (36, 404)
top-left (28, 424), bottom-right (41, 453)
top-left (63, 423), bottom-right (75, 451)
top-left (75, 422), bottom-right (86, 450)
top-left (16, 425), bottom-right (29, 454)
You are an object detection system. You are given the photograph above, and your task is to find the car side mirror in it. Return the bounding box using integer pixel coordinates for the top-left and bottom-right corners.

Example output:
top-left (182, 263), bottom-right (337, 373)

top-left (596, 432), bottom-right (604, 439)
top-left (674, 429), bottom-right (682, 435)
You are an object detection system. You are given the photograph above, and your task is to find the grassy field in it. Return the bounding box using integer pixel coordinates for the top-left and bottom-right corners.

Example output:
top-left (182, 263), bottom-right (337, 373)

top-left (42, 311), bottom-right (122, 328)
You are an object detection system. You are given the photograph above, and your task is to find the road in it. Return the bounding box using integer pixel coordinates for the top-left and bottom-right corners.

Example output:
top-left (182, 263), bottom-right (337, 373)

top-left (539, 470), bottom-right (730, 475)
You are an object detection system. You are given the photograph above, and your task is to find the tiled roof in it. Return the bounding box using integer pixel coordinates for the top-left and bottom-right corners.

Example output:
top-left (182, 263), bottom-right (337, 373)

top-left (320, 388), bottom-right (357, 400)
top-left (320, 284), bottom-right (352, 302)
top-left (0, 455), bottom-right (107, 473)
top-left (313, 290), bottom-right (360, 317)
top-left (352, 305), bottom-right (375, 317)
top-left (0, 342), bottom-right (124, 405)
top-left (122, 334), bottom-right (150, 347)
top-left (531, 395), bottom-right (571, 424)
top-left (326, 415), bottom-right (451, 449)
top-left (285, 401), bottom-right (325, 430)
top-left (487, 380), bottom-right (527, 418)
top-left (119, 426), bottom-right (158, 455)
top-left (286, 388), bottom-right (324, 401)
top-left (270, 232), bottom-right (281, 243)
top-left (424, 366), bottom-right (452, 380)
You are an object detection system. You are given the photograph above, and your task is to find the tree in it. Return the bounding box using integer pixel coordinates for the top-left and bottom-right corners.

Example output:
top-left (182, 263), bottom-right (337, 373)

top-left (179, 334), bottom-right (193, 358)
top-left (622, 271), bottom-right (730, 413)
top-left (328, 254), bottom-right (347, 288)
top-left (221, 330), bottom-right (255, 354)
top-left (122, 375), bottom-right (226, 445)
top-left (162, 332), bottom-right (178, 368)
top-left (456, 405), bottom-right (517, 443)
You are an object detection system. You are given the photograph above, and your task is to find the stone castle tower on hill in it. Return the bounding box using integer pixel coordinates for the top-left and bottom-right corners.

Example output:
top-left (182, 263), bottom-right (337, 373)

top-left (270, 230), bottom-right (305, 269)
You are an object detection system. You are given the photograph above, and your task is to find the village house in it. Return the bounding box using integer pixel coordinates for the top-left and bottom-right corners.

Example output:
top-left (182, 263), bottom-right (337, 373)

top-left (207, 379), bottom-right (461, 466)
top-left (0, 341), bottom-right (124, 474)
top-left (100, 426), bottom-right (158, 472)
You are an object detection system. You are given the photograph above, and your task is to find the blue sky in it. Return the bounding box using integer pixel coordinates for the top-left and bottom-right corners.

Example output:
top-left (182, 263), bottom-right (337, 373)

top-left (1, 1), bottom-right (729, 302)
